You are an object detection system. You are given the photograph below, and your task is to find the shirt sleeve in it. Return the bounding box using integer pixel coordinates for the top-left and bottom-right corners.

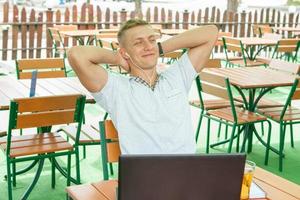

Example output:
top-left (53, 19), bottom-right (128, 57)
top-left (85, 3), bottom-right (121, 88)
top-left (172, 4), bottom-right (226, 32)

top-left (170, 52), bottom-right (198, 92)
top-left (91, 72), bottom-right (119, 114)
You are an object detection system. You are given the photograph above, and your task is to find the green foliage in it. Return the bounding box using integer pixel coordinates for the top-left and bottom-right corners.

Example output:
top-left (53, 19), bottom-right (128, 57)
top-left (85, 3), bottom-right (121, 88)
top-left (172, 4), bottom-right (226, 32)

top-left (287, 0), bottom-right (300, 6)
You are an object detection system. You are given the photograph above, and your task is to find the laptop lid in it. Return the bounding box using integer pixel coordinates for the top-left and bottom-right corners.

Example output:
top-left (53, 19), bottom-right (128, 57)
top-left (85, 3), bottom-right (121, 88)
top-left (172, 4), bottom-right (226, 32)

top-left (118, 154), bottom-right (246, 200)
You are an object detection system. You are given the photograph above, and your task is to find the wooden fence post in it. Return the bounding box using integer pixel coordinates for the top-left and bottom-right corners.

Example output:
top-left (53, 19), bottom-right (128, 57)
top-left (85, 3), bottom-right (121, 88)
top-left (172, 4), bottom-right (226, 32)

top-left (167, 10), bottom-right (172, 29)
top-left (191, 11), bottom-right (195, 25)
top-left (72, 5), bottom-right (78, 46)
top-left (80, 3), bottom-right (87, 30)
top-left (88, 4), bottom-right (95, 29)
top-left (154, 6), bottom-right (158, 23)
top-left (197, 9), bottom-right (202, 25)
top-left (120, 8), bottom-right (127, 24)
top-left (240, 11), bottom-right (246, 37)
top-left (175, 11), bottom-right (179, 29)
top-left (105, 8), bottom-right (110, 29)
top-left (12, 5), bottom-right (18, 59)
top-left (288, 13), bottom-right (294, 27)
top-left (113, 11), bottom-right (118, 27)
top-left (21, 8), bottom-right (27, 58)
top-left (46, 8), bottom-right (53, 58)
top-left (28, 9), bottom-right (35, 58)
top-left (2, 2), bottom-right (9, 60)
top-left (183, 10), bottom-right (189, 29)
top-left (36, 12), bottom-right (43, 58)
top-left (96, 6), bottom-right (102, 29)
top-left (146, 7), bottom-right (151, 22)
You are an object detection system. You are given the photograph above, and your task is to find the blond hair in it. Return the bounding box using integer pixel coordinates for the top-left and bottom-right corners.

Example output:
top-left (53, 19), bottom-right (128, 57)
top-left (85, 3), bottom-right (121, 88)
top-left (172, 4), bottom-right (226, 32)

top-left (117, 19), bottom-right (150, 44)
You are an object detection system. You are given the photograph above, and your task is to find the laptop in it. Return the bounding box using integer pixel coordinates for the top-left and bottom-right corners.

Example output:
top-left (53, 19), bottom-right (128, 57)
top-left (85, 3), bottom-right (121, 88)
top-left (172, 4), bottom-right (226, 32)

top-left (118, 154), bottom-right (246, 200)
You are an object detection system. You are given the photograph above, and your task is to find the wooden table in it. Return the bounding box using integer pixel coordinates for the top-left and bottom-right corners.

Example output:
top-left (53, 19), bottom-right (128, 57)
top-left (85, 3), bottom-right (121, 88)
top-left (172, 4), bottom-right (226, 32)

top-left (160, 29), bottom-right (186, 36)
top-left (272, 27), bottom-right (300, 32)
top-left (235, 37), bottom-right (278, 60)
top-left (253, 167), bottom-right (300, 200)
top-left (0, 76), bottom-right (95, 110)
top-left (60, 29), bottom-right (118, 45)
top-left (60, 29), bottom-right (118, 37)
top-left (272, 27), bottom-right (300, 38)
top-left (203, 67), bottom-right (297, 153)
top-left (204, 67), bottom-right (296, 89)
top-left (66, 167), bottom-right (300, 200)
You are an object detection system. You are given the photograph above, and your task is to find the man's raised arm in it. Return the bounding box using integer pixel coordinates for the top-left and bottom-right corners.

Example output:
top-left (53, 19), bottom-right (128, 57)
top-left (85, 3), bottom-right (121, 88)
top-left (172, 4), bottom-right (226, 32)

top-left (161, 25), bottom-right (218, 73)
top-left (67, 46), bottom-right (128, 92)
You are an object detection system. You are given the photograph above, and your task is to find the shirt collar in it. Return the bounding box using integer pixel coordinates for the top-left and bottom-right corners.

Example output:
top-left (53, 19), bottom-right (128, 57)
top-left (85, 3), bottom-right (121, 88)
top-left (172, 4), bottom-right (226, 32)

top-left (129, 74), bottom-right (162, 91)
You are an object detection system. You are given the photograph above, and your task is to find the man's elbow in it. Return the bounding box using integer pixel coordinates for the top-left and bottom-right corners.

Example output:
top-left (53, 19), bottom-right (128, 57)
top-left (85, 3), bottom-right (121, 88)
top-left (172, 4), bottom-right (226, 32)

top-left (208, 25), bottom-right (218, 42)
top-left (67, 46), bottom-right (80, 63)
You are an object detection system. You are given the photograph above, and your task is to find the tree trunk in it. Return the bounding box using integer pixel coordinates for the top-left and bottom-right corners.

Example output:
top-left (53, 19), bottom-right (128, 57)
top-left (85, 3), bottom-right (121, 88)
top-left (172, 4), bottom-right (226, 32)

top-left (135, 0), bottom-right (143, 19)
top-left (227, 0), bottom-right (240, 13)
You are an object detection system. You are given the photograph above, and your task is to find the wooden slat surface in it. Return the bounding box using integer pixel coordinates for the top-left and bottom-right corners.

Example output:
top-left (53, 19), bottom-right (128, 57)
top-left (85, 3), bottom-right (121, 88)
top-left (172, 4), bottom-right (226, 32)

top-left (19, 71), bottom-right (66, 79)
top-left (16, 94), bottom-right (80, 112)
top-left (61, 125), bottom-right (100, 143)
top-left (10, 142), bottom-right (73, 158)
top-left (239, 37), bottom-right (278, 46)
top-left (17, 58), bottom-right (64, 70)
top-left (253, 167), bottom-right (300, 200)
top-left (107, 142), bottom-right (121, 163)
top-left (92, 180), bottom-right (118, 200)
top-left (1, 132), bottom-right (74, 158)
top-left (66, 184), bottom-right (108, 200)
top-left (203, 67), bottom-right (297, 89)
top-left (60, 29), bottom-right (118, 37)
top-left (16, 110), bottom-right (75, 129)
top-left (273, 27), bottom-right (300, 32)
top-left (0, 76), bottom-right (94, 110)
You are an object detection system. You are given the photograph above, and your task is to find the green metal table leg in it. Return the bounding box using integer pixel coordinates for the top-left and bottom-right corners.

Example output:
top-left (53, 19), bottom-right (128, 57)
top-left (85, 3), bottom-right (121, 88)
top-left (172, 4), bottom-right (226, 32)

top-left (21, 158), bottom-right (45, 200)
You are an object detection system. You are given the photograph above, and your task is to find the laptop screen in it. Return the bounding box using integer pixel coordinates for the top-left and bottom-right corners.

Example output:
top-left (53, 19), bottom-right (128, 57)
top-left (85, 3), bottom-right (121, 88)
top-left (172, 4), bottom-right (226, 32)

top-left (118, 154), bottom-right (246, 200)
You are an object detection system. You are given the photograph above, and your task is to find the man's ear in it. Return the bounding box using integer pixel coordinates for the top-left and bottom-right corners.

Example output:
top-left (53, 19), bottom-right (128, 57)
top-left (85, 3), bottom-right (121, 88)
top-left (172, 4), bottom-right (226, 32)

top-left (119, 48), bottom-right (130, 60)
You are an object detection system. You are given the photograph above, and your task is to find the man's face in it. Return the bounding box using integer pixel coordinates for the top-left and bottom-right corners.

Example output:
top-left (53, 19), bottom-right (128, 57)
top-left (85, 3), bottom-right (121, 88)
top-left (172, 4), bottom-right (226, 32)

top-left (122, 25), bottom-right (160, 70)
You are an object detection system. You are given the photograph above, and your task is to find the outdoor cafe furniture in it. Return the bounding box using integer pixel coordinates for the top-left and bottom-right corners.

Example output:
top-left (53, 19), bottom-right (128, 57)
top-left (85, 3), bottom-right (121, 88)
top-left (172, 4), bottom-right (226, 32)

top-left (160, 29), bottom-right (186, 36)
top-left (15, 58), bottom-right (67, 79)
top-left (0, 74), bottom-right (101, 179)
top-left (252, 24), bottom-right (273, 37)
top-left (271, 38), bottom-right (300, 62)
top-left (59, 29), bottom-right (119, 45)
top-left (257, 78), bottom-right (300, 171)
top-left (0, 76), bottom-right (95, 110)
top-left (222, 37), bottom-right (278, 67)
top-left (202, 67), bottom-right (297, 156)
top-left (272, 26), bottom-right (300, 38)
top-left (0, 94), bottom-right (85, 200)
top-left (198, 71), bottom-right (271, 154)
top-left (48, 25), bottom-right (79, 58)
top-left (189, 59), bottom-right (243, 143)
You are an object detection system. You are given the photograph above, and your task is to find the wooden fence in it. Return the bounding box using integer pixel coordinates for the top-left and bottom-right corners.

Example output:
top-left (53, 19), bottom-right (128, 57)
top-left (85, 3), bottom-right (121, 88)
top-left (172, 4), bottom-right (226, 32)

top-left (0, 2), bottom-right (299, 60)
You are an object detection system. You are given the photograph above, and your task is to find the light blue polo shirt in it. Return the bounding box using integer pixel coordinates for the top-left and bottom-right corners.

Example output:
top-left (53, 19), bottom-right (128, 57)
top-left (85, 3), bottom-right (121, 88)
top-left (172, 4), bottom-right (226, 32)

top-left (92, 52), bottom-right (197, 154)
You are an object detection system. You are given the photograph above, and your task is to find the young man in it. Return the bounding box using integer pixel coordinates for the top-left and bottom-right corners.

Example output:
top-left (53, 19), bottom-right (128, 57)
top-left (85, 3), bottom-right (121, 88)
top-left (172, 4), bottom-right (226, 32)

top-left (67, 19), bottom-right (218, 154)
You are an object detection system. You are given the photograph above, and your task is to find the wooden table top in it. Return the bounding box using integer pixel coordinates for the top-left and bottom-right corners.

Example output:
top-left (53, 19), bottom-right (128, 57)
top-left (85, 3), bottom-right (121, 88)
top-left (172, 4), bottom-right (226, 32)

top-left (60, 29), bottom-right (118, 37)
top-left (235, 37), bottom-right (278, 46)
top-left (0, 76), bottom-right (95, 110)
top-left (66, 167), bottom-right (300, 200)
top-left (253, 167), bottom-right (300, 200)
top-left (203, 67), bottom-right (297, 89)
top-left (160, 29), bottom-right (186, 35)
top-left (272, 27), bottom-right (300, 32)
